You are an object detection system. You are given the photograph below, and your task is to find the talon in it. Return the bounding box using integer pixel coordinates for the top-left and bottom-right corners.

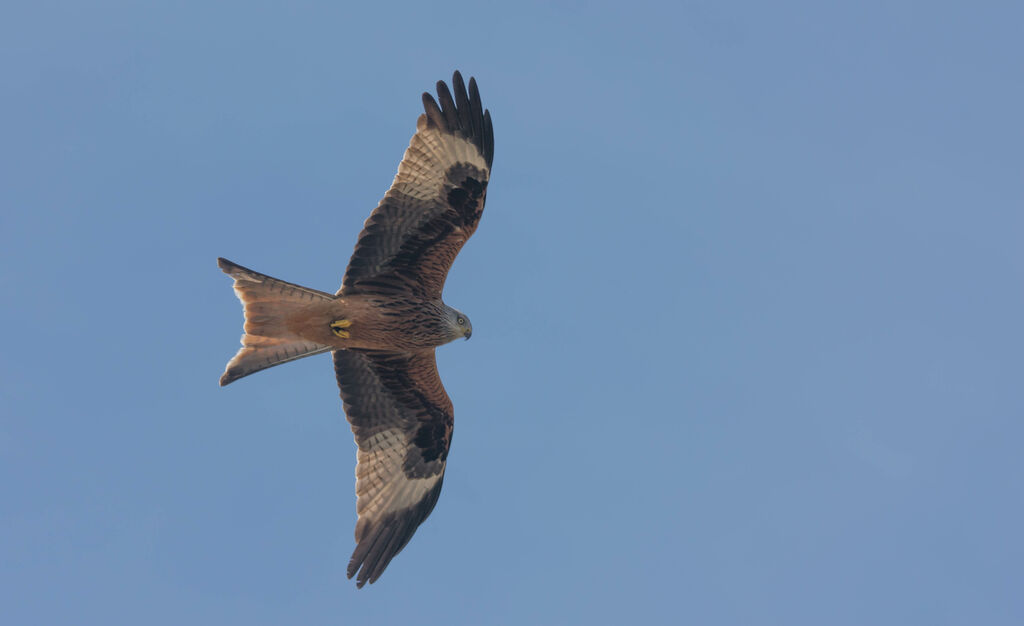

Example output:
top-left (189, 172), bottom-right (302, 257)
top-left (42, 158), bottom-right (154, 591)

top-left (330, 319), bottom-right (352, 338)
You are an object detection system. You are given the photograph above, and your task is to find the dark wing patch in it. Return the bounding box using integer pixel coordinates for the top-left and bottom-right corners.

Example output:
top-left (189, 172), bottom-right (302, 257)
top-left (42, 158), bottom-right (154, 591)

top-left (334, 349), bottom-right (454, 587)
top-left (446, 167), bottom-right (487, 224)
top-left (339, 71), bottom-right (493, 299)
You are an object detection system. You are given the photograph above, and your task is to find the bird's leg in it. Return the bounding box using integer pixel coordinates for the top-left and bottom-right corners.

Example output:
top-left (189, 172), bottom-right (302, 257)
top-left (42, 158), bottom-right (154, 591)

top-left (329, 319), bottom-right (352, 339)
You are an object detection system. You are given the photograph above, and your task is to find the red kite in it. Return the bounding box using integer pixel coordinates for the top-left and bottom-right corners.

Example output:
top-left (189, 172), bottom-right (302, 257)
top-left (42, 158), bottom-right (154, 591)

top-left (218, 71), bottom-right (493, 587)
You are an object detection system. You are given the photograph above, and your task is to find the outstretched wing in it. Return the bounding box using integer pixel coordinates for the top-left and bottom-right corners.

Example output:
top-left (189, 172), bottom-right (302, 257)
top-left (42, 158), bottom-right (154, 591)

top-left (340, 71), bottom-right (494, 299)
top-left (333, 349), bottom-right (454, 588)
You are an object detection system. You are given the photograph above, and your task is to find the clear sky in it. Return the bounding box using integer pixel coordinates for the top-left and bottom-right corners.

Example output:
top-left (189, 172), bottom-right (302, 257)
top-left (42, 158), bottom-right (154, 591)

top-left (2, 1), bottom-right (1022, 624)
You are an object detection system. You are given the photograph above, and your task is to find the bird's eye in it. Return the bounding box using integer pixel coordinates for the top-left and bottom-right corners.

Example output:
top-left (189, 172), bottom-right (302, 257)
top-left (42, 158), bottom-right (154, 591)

top-left (457, 317), bottom-right (465, 325)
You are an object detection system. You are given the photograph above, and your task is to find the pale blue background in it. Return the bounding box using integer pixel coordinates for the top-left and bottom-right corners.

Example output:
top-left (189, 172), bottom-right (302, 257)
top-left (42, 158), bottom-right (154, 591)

top-left (2, 1), bottom-right (1022, 624)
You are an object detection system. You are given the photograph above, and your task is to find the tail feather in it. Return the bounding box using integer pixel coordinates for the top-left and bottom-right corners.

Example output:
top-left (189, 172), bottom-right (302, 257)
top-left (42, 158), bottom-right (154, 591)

top-left (218, 257), bottom-right (334, 385)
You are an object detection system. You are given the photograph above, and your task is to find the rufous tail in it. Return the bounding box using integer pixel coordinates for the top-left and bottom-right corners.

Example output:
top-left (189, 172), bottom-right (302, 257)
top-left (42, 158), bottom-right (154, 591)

top-left (217, 257), bottom-right (334, 385)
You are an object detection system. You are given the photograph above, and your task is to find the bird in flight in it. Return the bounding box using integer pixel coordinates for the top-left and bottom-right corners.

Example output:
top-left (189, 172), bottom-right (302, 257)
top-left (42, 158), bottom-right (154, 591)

top-left (217, 71), bottom-right (493, 587)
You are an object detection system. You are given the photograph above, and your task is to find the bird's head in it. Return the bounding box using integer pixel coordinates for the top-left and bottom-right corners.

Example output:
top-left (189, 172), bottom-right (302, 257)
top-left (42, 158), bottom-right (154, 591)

top-left (445, 306), bottom-right (472, 342)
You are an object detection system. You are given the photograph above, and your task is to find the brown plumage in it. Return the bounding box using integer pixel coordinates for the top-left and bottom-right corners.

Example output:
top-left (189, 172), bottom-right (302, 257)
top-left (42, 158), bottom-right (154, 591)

top-left (217, 71), bottom-right (492, 587)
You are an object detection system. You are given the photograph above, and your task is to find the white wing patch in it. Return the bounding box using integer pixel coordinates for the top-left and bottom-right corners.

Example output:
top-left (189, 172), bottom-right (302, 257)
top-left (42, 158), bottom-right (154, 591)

top-left (354, 428), bottom-right (442, 518)
top-left (389, 118), bottom-right (488, 198)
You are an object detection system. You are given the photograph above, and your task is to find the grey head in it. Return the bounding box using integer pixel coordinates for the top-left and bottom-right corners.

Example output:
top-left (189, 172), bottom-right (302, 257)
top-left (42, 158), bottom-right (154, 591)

top-left (443, 304), bottom-right (472, 342)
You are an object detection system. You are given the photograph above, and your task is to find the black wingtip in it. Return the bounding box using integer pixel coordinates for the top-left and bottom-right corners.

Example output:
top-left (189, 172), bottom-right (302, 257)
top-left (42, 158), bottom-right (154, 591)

top-left (422, 92), bottom-right (445, 130)
top-left (349, 570), bottom-right (367, 589)
top-left (422, 70), bottom-right (493, 169)
top-left (345, 477), bottom-right (445, 588)
top-left (483, 109), bottom-right (494, 168)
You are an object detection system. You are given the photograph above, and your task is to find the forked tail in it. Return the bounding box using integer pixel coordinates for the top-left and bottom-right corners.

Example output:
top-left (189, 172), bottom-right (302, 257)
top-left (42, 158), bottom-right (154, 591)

top-left (217, 257), bottom-right (334, 385)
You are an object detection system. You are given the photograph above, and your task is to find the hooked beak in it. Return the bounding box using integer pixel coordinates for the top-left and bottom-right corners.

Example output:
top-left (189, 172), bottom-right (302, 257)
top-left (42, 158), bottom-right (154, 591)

top-left (464, 328), bottom-right (472, 341)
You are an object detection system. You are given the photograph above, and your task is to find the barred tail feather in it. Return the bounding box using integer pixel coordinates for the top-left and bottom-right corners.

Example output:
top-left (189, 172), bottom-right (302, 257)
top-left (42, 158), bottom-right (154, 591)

top-left (217, 257), bottom-right (334, 385)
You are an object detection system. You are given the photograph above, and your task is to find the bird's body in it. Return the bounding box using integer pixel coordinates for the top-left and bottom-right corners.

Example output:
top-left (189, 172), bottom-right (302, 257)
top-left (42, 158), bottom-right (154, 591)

top-left (218, 267), bottom-right (465, 357)
top-left (217, 71), bottom-right (492, 587)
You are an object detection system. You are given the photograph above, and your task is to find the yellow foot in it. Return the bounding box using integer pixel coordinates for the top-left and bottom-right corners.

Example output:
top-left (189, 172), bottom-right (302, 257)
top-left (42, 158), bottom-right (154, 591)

top-left (330, 319), bottom-right (352, 339)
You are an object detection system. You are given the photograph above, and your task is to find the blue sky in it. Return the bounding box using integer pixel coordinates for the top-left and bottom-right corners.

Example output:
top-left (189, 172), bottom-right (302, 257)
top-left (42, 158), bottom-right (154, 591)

top-left (2, 1), bottom-right (1022, 624)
